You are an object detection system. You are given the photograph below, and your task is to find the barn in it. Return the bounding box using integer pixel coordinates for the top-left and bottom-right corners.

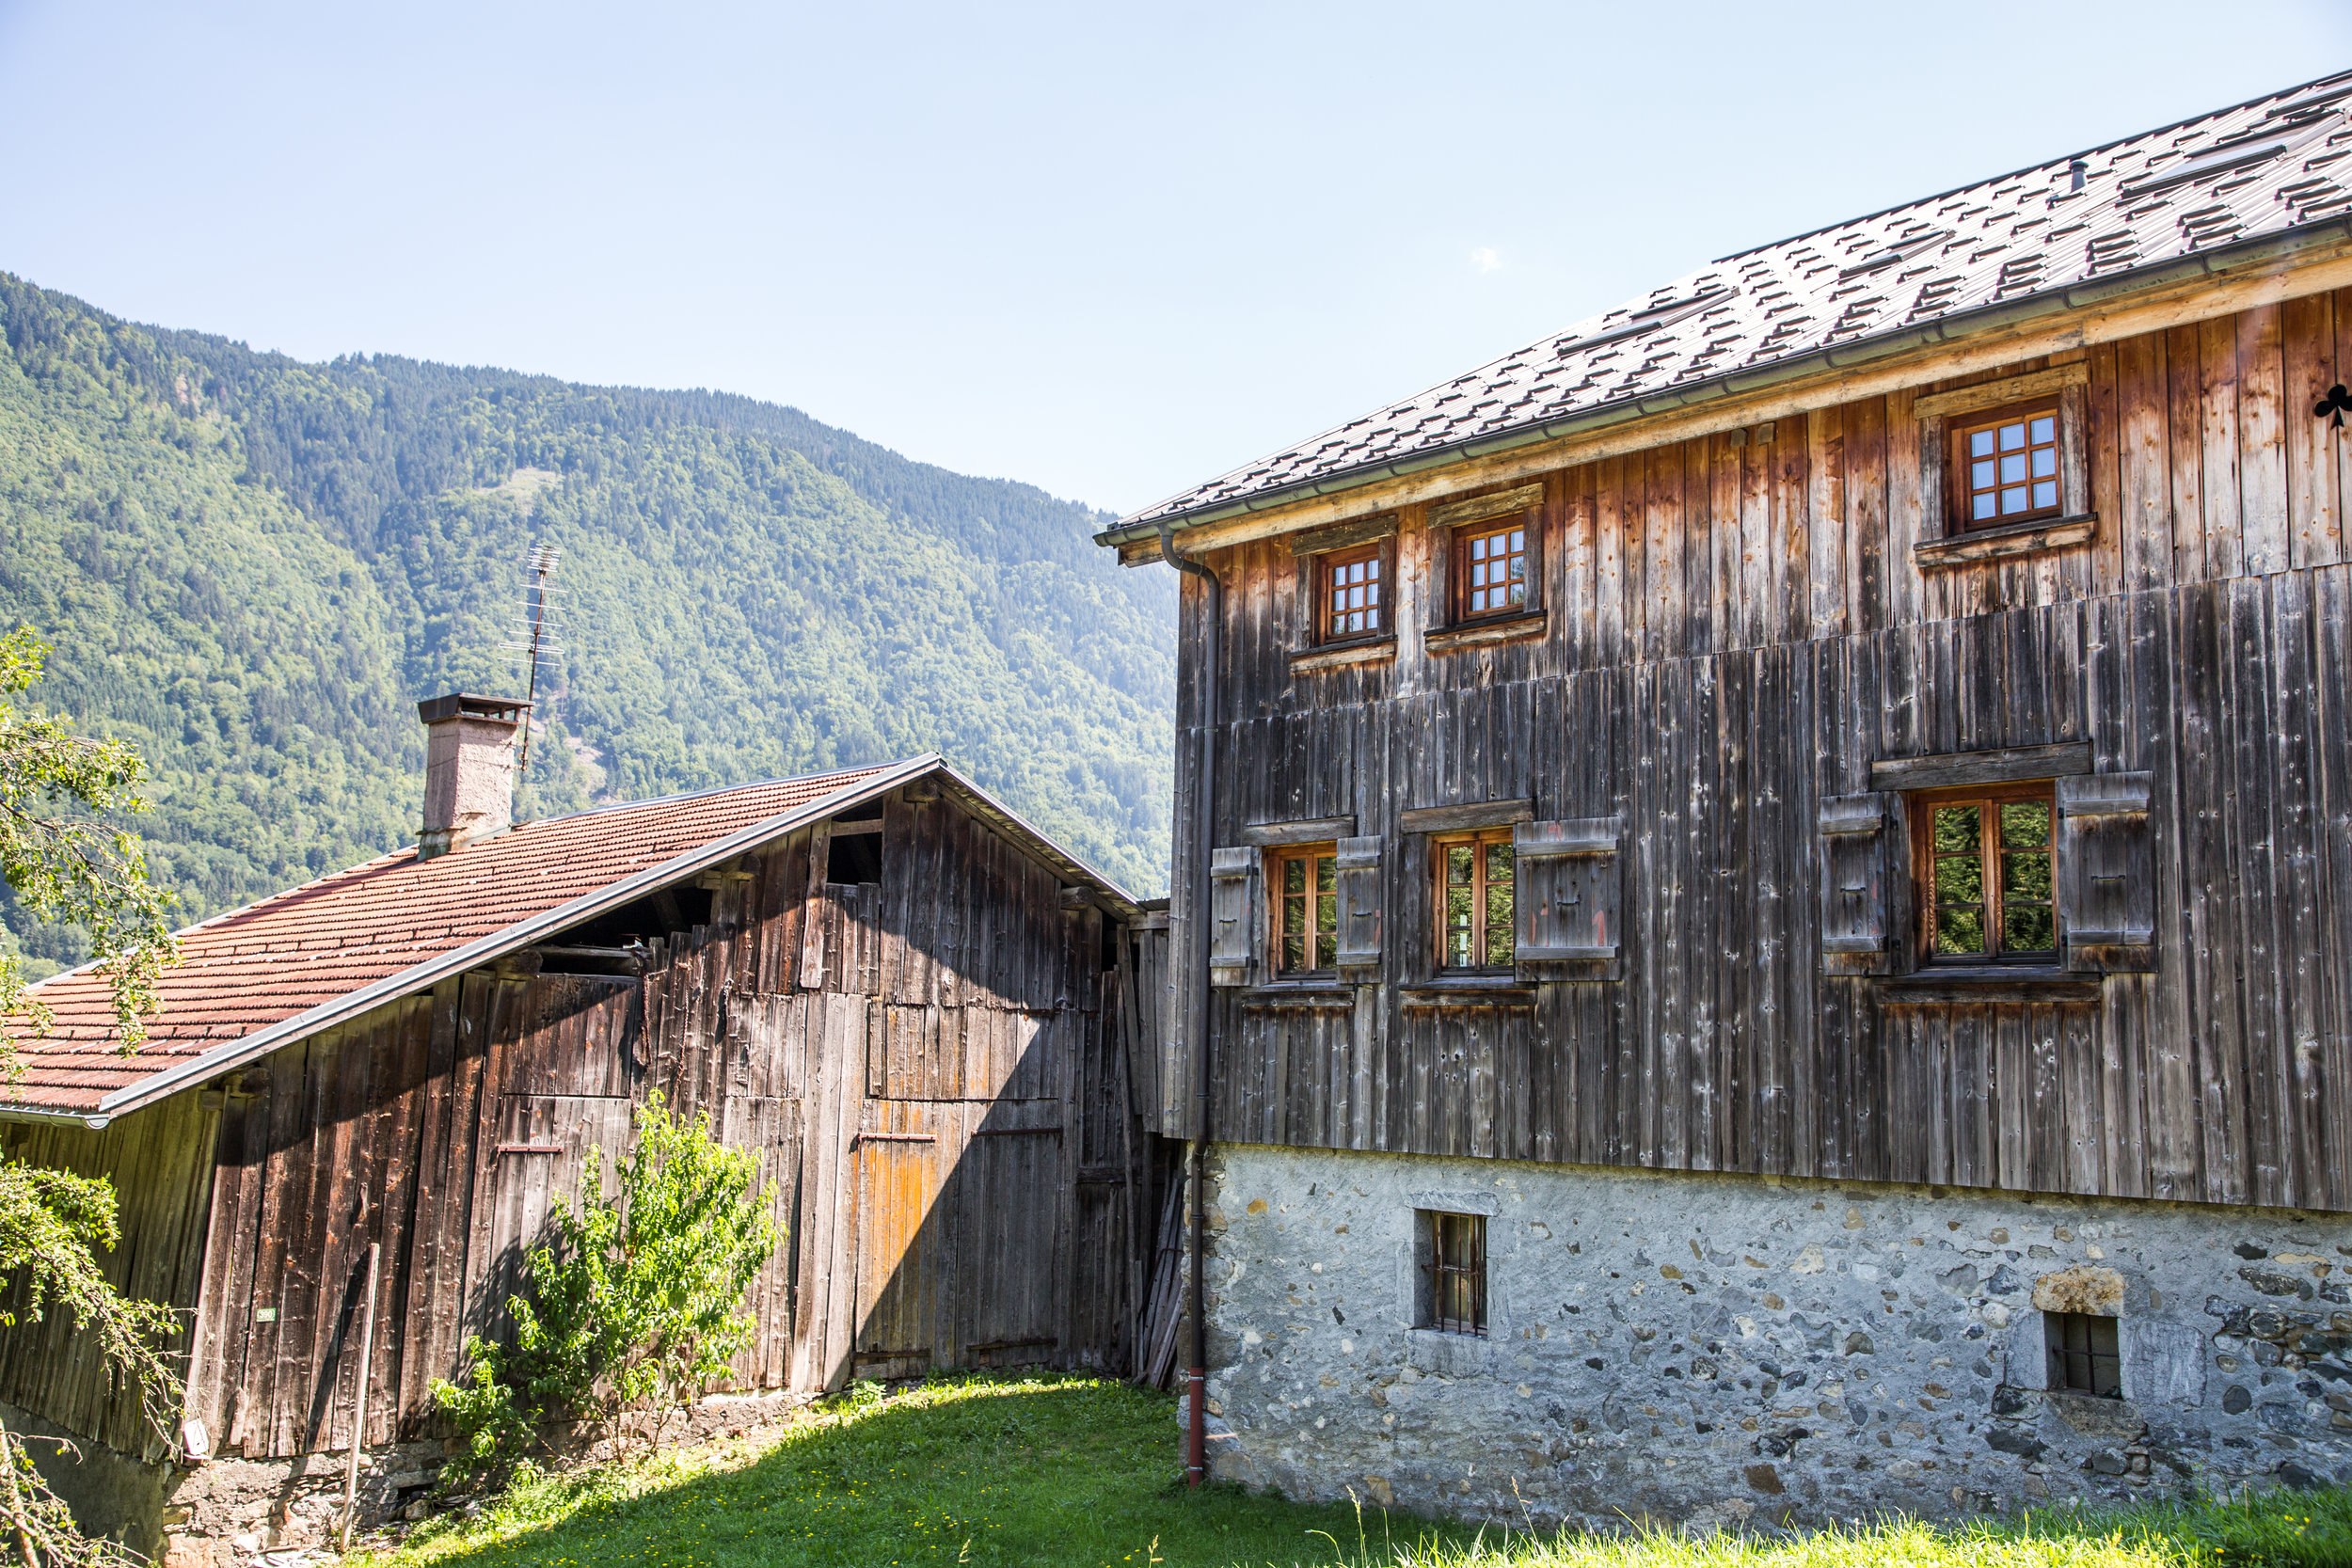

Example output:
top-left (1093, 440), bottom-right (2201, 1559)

top-left (0, 693), bottom-right (1171, 1560)
top-left (1096, 72), bottom-right (2352, 1528)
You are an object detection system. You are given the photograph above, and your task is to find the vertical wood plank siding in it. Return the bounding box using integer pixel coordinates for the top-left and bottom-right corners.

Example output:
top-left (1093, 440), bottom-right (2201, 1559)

top-left (3, 793), bottom-right (1152, 1459)
top-left (1168, 295), bottom-right (2352, 1216)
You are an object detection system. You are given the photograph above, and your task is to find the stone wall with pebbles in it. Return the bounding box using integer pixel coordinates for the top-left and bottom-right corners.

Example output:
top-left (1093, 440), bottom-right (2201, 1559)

top-left (1185, 1144), bottom-right (2352, 1531)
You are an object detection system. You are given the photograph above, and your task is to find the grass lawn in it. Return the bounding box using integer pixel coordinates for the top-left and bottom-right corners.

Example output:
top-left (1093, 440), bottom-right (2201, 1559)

top-left (364, 1374), bottom-right (2352, 1568)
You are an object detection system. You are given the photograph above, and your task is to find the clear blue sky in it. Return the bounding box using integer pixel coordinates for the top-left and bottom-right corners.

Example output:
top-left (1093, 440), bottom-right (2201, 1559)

top-left (3, 2), bottom-right (2347, 516)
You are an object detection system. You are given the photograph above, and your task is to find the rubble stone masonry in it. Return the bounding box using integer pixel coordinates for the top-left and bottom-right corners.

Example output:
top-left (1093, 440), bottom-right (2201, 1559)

top-left (1189, 1144), bottom-right (2352, 1530)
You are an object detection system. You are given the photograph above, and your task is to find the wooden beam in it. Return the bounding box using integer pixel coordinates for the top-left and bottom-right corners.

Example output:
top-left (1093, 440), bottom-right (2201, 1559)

top-left (1238, 816), bottom-right (1358, 847)
top-left (1912, 362), bottom-right (2090, 420)
top-left (1396, 799), bottom-right (1536, 834)
top-left (1867, 742), bottom-right (2093, 792)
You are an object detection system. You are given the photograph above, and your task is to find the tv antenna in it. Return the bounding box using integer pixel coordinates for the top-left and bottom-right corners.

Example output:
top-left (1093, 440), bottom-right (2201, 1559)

top-left (502, 543), bottom-right (565, 775)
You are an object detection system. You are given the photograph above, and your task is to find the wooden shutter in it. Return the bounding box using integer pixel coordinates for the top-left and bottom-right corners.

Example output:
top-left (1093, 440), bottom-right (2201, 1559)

top-left (1207, 847), bottom-right (1260, 988)
top-left (1333, 835), bottom-right (1382, 970)
top-left (1818, 792), bottom-right (1905, 976)
top-left (1513, 817), bottom-right (1622, 976)
top-left (2057, 772), bottom-right (2154, 972)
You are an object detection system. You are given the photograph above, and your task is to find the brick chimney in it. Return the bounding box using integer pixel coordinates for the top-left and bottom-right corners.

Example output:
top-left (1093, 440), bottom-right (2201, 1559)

top-left (416, 694), bottom-right (529, 860)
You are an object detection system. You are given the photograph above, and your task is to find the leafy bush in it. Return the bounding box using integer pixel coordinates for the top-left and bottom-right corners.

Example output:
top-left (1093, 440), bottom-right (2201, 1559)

top-left (434, 1094), bottom-right (779, 1481)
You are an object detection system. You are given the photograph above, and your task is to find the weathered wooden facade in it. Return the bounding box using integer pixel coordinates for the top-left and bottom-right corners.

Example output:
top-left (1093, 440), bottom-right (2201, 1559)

top-left (1146, 298), bottom-right (2352, 1209)
top-left (1102, 74), bottom-right (2352, 1526)
top-left (0, 744), bottom-right (1168, 1545)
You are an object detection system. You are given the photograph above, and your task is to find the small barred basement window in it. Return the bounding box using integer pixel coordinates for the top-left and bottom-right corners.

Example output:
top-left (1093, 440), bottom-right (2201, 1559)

top-left (1422, 1212), bottom-right (1486, 1337)
top-left (2044, 1311), bottom-right (2122, 1398)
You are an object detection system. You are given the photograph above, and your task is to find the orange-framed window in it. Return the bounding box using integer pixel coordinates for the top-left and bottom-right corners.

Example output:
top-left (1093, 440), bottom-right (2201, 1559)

top-left (1454, 521), bottom-right (1529, 618)
top-left (1954, 404), bottom-right (2060, 530)
top-left (1321, 546), bottom-right (1384, 641)
top-left (1270, 843), bottom-right (1340, 974)
top-left (1435, 828), bottom-right (1515, 971)
top-left (1916, 784), bottom-right (2058, 962)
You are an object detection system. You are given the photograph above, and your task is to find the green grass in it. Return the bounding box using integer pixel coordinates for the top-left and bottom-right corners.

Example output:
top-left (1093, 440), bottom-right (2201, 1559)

top-left (362, 1375), bottom-right (2352, 1568)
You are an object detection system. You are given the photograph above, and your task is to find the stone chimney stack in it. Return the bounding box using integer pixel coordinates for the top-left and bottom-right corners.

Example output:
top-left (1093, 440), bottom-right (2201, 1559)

top-left (416, 694), bottom-right (530, 860)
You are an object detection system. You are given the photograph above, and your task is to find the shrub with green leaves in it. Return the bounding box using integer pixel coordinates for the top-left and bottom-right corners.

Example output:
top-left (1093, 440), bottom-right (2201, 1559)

top-left (433, 1093), bottom-right (779, 1481)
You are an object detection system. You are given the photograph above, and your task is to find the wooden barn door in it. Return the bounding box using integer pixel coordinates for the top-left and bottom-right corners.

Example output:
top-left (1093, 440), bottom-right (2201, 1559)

top-left (470, 974), bottom-right (639, 1343)
top-left (954, 1099), bottom-right (1067, 1369)
top-left (851, 1103), bottom-right (949, 1381)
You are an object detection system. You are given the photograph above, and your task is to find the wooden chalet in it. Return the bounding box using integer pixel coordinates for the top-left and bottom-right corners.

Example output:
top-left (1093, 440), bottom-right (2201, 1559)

top-left (0, 695), bottom-right (1170, 1547)
top-left (1097, 74), bottom-right (2352, 1525)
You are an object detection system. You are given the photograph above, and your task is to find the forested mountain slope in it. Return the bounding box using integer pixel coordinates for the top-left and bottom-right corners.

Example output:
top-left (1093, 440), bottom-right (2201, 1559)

top-left (0, 275), bottom-right (1173, 975)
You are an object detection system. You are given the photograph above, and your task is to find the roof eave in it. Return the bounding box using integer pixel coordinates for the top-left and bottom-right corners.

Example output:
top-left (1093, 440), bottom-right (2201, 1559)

top-left (1097, 214), bottom-right (2352, 551)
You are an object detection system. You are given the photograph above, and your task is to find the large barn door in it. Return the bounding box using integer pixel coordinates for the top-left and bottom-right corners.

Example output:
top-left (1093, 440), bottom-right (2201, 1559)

top-left (471, 974), bottom-right (639, 1343)
top-left (955, 1099), bottom-right (1066, 1369)
top-left (851, 1101), bottom-right (949, 1381)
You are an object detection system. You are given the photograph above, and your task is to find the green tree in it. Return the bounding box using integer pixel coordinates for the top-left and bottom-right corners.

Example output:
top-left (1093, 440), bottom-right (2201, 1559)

top-left (0, 626), bottom-right (177, 1053)
top-left (0, 626), bottom-right (183, 1564)
top-left (435, 1093), bottom-right (779, 1481)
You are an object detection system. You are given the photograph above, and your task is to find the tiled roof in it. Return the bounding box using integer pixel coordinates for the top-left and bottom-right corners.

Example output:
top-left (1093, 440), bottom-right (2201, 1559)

top-left (6, 763), bottom-right (906, 1117)
top-left (1117, 71), bottom-right (2352, 533)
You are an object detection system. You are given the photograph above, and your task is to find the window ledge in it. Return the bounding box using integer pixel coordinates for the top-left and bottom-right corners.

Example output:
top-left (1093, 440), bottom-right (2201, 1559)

top-left (1915, 513), bottom-right (2097, 568)
top-left (1289, 634), bottom-right (1397, 674)
top-left (1878, 968), bottom-right (2100, 1005)
top-left (1423, 609), bottom-right (1549, 653)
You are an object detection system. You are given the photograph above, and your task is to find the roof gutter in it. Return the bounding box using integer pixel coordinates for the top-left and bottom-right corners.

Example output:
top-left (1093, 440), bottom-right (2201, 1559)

top-left (1101, 215), bottom-right (2352, 547)
top-left (31, 755), bottom-right (946, 1130)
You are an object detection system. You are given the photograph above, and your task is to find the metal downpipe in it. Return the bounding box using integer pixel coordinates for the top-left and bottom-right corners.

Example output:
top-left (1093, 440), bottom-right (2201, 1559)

top-left (1159, 520), bottom-right (1219, 1490)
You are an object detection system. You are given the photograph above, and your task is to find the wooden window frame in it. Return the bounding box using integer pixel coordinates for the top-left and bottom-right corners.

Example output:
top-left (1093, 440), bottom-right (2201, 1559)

top-left (1449, 515), bottom-right (1536, 624)
top-left (1947, 399), bottom-right (2063, 533)
top-left (1910, 782), bottom-right (2060, 968)
top-left (1431, 827), bottom-right (1517, 974)
top-left (1914, 368), bottom-right (2090, 550)
top-left (1316, 544), bottom-right (1390, 645)
top-left (1267, 841), bottom-right (1341, 976)
top-left (1421, 1211), bottom-right (1486, 1338)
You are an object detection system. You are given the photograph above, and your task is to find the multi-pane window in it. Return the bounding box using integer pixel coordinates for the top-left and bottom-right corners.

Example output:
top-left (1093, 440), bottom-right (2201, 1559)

top-left (1457, 523), bottom-right (1528, 617)
top-left (1921, 786), bottom-right (2057, 962)
top-left (1957, 405), bottom-right (2059, 527)
top-left (1422, 1212), bottom-right (1486, 1337)
top-left (1322, 547), bottom-right (1383, 641)
top-left (2044, 1312), bottom-right (2122, 1399)
top-left (1436, 829), bottom-right (1515, 970)
top-left (1270, 844), bottom-right (1339, 974)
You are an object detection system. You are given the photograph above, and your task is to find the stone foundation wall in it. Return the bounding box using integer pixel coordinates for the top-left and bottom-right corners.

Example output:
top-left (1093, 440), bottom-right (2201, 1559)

top-left (19, 1390), bottom-right (805, 1567)
top-left (1190, 1144), bottom-right (2352, 1531)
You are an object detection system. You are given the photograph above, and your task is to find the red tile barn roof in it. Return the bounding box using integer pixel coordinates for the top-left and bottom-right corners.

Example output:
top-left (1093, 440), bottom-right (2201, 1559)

top-left (7, 761), bottom-right (916, 1121)
top-left (1109, 71), bottom-right (2352, 536)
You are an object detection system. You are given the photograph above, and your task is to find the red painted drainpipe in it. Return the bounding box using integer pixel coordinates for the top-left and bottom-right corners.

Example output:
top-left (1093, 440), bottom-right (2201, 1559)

top-left (1158, 520), bottom-right (1218, 1490)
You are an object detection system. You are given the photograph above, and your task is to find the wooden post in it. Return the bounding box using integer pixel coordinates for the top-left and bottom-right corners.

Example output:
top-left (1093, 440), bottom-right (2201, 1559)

top-left (341, 1243), bottom-right (382, 1555)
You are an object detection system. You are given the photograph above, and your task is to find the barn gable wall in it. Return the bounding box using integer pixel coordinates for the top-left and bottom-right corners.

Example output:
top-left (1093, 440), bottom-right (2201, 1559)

top-left (3, 782), bottom-right (1154, 1468)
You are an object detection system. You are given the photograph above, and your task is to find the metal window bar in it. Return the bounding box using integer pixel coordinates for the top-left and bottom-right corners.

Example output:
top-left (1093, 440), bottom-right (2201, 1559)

top-left (1425, 1212), bottom-right (1486, 1337)
top-left (2044, 1311), bottom-right (2122, 1399)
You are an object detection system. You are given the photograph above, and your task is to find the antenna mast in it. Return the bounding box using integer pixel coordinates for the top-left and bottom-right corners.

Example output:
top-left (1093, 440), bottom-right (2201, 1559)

top-left (505, 543), bottom-right (564, 776)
